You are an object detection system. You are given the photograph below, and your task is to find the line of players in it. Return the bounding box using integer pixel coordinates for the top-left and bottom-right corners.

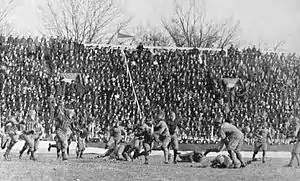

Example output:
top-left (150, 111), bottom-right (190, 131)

top-left (96, 111), bottom-right (251, 168)
top-left (0, 108), bottom-right (88, 161)
top-left (1, 107), bottom-right (300, 168)
top-left (96, 110), bottom-right (300, 168)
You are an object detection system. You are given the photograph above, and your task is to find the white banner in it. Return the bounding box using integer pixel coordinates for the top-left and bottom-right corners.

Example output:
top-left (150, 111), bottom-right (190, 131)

top-left (60, 73), bottom-right (80, 83)
top-left (222, 78), bottom-right (239, 88)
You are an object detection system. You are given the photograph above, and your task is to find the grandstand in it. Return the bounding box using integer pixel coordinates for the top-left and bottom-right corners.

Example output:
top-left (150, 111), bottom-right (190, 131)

top-left (0, 36), bottom-right (299, 145)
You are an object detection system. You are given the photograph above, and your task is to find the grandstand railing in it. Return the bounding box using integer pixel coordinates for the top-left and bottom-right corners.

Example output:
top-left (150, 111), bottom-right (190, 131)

top-left (84, 44), bottom-right (223, 52)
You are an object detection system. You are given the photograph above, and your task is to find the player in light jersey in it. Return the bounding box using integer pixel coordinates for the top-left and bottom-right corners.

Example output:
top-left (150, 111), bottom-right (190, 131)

top-left (2, 116), bottom-right (21, 160)
top-left (99, 122), bottom-right (127, 158)
top-left (252, 122), bottom-right (272, 163)
top-left (153, 111), bottom-right (171, 164)
top-left (191, 154), bottom-right (248, 169)
top-left (210, 154), bottom-right (234, 168)
top-left (214, 118), bottom-right (247, 168)
top-left (203, 126), bottom-right (250, 156)
top-left (19, 114), bottom-right (44, 161)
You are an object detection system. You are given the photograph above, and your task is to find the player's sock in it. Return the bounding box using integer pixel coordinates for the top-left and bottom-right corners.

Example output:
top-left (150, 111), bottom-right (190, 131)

top-left (144, 157), bottom-right (149, 164)
top-left (76, 150), bottom-right (79, 159)
top-left (48, 144), bottom-right (52, 152)
top-left (262, 151), bottom-right (266, 163)
top-left (79, 151), bottom-right (83, 158)
top-left (173, 149), bottom-right (178, 164)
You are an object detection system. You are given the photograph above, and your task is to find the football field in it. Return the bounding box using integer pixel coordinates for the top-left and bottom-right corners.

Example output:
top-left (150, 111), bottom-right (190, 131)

top-left (0, 141), bottom-right (299, 181)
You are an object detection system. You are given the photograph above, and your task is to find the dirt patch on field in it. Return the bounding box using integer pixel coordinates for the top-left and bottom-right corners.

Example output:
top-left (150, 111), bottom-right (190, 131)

top-left (0, 153), bottom-right (299, 181)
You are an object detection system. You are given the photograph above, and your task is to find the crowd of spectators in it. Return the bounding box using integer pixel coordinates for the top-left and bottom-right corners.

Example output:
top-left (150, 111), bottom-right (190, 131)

top-left (0, 35), bottom-right (299, 145)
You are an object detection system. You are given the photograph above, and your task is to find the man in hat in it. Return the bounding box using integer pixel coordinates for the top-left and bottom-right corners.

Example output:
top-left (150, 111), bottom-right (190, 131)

top-left (153, 110), bottom-right (171, 164)
top-left (252, 122), bottom-right (272, 163)
top-left (19, 110), bottom-right (43, 161)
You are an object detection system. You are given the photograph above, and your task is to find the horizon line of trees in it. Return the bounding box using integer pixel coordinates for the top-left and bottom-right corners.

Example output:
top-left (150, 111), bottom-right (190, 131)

top-left (0, 0), bottom-right (286, 51)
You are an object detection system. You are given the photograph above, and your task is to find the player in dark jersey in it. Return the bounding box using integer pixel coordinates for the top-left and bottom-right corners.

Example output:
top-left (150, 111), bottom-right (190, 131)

top-left (48, 133), bottom-right (75, 157)
top-left (252, 122), bottom-right (272, 163)
top-left (72, 123), bottom-right (88, 159)
top-left (166, 111), bottom-right (181, 164)
top-left (54, 108), bottom-right (75, 161)
top-left (135, 120), bottom-right (153, 164)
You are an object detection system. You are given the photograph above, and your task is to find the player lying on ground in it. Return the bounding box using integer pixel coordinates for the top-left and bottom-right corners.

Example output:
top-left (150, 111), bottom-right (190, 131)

top-left (252, 122), bottom-right (272, 163)
top-left (190, 154), bottom-right (233, 168)
top-left (192, 154), bottom-right (252, 169)
top-left (178, 150), bottom-right (204, 163)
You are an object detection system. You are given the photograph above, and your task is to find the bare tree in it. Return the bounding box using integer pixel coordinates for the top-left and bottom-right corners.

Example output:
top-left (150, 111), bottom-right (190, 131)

top-left (40, 0), bottom-right (129, 44)
top-left (106, 17), bottom-right (133, 44)
top-left (135, 25), bottom-right (171, 46)
top-left (0, 21), bottom-right (15, 36)
top-left (273, 40), bottom-right (285, 52)
top-left (162, 0), bottom-right (240, 48)
top-left (0, 0), bottom-right (15, 30)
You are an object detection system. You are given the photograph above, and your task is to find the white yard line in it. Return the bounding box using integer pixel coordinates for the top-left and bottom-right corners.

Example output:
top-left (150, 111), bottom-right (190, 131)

top-left (0, 141), bottom-right (292, 158)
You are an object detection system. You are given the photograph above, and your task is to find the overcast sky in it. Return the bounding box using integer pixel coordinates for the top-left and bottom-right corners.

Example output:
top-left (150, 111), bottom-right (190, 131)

top-left (6, 0), bottom-right (300, 53)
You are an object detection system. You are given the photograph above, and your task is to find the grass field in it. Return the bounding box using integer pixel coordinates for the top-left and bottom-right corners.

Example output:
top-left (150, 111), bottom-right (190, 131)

top-left (1, 152), bottom-right (299, 181)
